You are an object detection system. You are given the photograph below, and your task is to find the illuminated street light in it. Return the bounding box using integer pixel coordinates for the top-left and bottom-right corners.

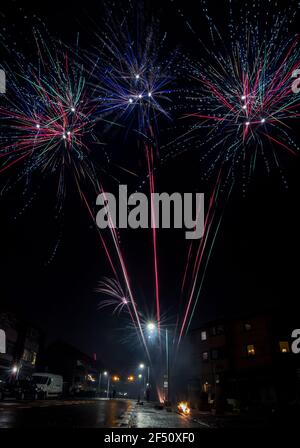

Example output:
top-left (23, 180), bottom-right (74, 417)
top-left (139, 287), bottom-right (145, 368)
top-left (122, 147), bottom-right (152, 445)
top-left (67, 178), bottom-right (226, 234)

top-left (138, 374), bottom-right (142, 379)
top-left (146, 322), bottom-right (156, 332)
top-left (12, 365), bottom-right (18, 374)
top-left (139, 363), bottom-right (145, 369)
top-left (145, 321), bottom-right (170, 404)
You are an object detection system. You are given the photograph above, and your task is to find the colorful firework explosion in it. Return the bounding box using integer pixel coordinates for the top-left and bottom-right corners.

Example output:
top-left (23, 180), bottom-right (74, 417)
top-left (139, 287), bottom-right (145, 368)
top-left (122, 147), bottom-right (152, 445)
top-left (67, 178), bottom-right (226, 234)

top-left (87, 16), bottom-right (176, 139)
top-left (0, 36), bottom-right (101, 204)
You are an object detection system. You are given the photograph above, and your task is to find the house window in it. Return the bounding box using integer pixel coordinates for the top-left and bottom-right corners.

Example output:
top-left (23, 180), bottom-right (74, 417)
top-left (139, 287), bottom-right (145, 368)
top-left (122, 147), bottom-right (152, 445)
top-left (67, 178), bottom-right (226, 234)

top-left (202, 351), bottom-right (209, 361)
top-left (211, 348), bottom-right (222, 360)
top-left (211, 326), bottom-right (224, 336)
top-left (217, 325), bottom-right (224, 335)
top-left (22, 349), bottom-right (31, 362)
top-left (247, 344), bottom-right (256, 356)
top-left (244, 323), bottom-right (252, 331)
top-left (279, 341), bottom-right (290, 353)
top-left (201, 331), bottom-right (207, 341)
top-left (202, 382), bottom-right (210, 393)
top-left (31, 352), bottom-right (37, 365)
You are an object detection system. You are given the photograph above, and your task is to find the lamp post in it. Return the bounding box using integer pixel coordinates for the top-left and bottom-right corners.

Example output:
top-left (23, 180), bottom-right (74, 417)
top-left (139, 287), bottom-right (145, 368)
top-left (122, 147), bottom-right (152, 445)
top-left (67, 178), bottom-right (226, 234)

top-left (98, 370), bottom-right (108, 396)
top-left (102, 371), bottom-right (110, 399)
top-left (139, 363), bottom-right (147, 397)
top-left (165, 328), bottom-right (170, 405)
top-left (146, 321), bottom-right (171, 405)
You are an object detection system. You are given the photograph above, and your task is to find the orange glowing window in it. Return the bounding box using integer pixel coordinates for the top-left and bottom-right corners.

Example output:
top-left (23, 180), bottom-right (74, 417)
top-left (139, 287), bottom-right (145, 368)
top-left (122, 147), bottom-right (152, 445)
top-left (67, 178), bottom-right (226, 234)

top-left (279, 341), bottom-right (290, 353)
top-left (247, 344), bottom-right (256, 356)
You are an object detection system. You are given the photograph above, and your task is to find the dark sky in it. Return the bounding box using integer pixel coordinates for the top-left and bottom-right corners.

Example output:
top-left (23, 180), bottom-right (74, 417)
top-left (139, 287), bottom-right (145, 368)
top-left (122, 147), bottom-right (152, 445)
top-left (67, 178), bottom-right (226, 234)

top-left (0, 0), bottom-right (299, 372)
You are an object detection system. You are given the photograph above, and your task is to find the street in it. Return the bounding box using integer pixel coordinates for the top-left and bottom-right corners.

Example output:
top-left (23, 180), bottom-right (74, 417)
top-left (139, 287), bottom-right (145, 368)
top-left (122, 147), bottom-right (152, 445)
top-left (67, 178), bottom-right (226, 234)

top-left (0, 398), bottom-right (133, 428)
top-left (0, 398), bottom-right (205, 428)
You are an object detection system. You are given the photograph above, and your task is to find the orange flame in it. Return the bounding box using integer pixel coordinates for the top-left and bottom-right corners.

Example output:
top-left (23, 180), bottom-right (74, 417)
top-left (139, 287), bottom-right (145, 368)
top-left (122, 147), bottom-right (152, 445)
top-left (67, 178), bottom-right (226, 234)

top-left (177, 402), bottom-right (190, 415)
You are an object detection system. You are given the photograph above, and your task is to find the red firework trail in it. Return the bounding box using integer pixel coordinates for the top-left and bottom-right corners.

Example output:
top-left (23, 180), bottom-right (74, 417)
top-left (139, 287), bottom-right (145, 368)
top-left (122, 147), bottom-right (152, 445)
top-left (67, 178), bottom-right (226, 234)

top-left (82, 187), bottom-right (151, 360)
top-left (177, 168), bottom-right (223, 348)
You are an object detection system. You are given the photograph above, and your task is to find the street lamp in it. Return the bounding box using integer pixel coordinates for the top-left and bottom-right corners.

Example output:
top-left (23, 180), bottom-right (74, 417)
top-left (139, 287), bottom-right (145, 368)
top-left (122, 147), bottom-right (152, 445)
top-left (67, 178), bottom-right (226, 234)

top-left (101, 371), bottom-right (110, 399)
top-left (139, 363), bottom-right (145, 370)
top-left (146, 321), bottom-right (171, 405)
top-left (98, 371), bottom-right (109, 396)
top-left (147, 322), bottom-right (156, 332)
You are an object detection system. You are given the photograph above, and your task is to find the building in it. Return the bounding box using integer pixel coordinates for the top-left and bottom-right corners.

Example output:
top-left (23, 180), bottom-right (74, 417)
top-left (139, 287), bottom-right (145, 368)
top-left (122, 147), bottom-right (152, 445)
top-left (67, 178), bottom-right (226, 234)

top-left (40, 340), bottom-right (102, 395)
top-left (0, 309), bottom-right (44, 382)
top-left (187, 310), bottom-right (300, 411)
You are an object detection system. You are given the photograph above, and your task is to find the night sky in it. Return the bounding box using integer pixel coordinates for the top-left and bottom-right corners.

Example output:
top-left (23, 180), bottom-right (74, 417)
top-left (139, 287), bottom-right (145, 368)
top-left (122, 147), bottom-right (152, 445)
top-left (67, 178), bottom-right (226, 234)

top-left (0, 0), bottom-right (299, 372)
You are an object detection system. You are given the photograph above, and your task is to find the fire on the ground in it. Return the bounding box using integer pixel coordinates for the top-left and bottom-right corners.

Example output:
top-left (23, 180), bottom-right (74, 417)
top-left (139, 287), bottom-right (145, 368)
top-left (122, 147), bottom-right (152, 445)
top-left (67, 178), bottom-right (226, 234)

top-left (177, 402), bottom-right (190, 415)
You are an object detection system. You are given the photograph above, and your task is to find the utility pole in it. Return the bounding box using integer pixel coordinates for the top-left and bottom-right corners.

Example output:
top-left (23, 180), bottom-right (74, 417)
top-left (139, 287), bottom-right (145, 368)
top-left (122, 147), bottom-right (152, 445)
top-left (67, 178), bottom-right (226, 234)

top-left (166, 328), bottom-right (170, 404)
top-left (106, 375), bottom-right (110, 399)
top-left (98, 372), bottom-right (102, 396)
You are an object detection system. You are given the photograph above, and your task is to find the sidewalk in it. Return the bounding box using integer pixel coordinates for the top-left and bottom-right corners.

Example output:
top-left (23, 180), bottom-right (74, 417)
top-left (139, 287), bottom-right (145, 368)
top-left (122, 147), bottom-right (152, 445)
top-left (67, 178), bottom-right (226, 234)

top-left (128, 401), bottom-right (210, 428)
top-left (189, 409), bottom-right (272, 428)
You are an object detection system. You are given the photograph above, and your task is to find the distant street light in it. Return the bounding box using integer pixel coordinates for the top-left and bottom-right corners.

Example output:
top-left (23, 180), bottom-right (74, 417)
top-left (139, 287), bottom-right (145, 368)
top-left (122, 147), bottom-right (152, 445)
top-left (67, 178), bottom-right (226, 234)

top-left (139, 363), bottom-right (145, 369)
top-left (98, 371), bottom-right (109, 396)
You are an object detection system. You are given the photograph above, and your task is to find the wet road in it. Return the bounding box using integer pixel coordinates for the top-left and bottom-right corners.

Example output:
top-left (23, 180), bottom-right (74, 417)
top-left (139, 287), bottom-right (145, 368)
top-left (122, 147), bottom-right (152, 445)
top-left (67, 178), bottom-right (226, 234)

top-left (0, 398), bottom-right (134, 428)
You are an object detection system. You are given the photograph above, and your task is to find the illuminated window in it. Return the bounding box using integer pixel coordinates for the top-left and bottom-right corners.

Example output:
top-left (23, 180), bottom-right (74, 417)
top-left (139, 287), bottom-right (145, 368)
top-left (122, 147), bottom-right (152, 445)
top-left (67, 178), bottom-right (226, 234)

top-left (201, 331), bottom-right (207, 341)
top-left (202, 351), bottom-right (209, 361)
top-left (247, 344), bottom-right (256, 356)
top-left (279, 341), bottom-right (290, 353)
top-left (202, 382), bottom-right (210, 393)
top-left (31, 352), bottom-right (37, 366)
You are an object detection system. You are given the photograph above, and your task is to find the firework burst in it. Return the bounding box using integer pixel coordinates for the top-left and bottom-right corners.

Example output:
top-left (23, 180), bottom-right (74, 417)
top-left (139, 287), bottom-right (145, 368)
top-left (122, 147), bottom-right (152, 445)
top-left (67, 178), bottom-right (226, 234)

top-left (187, 29), bottom-right (300, 181)
top-left (0, 35), bottom-right (101, 204)
top-left (97, 277), bottom-right (132, 315)
top-left (87, 15), bottom-right (176, 140)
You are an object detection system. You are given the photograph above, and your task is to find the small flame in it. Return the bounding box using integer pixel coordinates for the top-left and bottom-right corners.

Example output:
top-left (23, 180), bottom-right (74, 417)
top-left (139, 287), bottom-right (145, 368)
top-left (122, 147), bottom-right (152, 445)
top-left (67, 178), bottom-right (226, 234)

top-left (177, 402), bottom-right (190, 415)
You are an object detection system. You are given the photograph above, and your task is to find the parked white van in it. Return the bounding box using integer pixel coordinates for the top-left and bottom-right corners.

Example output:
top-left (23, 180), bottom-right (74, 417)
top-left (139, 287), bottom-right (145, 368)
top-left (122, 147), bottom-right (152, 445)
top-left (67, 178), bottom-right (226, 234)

top-left (32, 373), bottom-right (63, 399)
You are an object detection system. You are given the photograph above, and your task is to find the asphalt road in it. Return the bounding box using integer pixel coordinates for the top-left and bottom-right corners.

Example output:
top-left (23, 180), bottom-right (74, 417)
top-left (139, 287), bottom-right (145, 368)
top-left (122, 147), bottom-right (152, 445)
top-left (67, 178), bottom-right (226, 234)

top-left (0, 398), bottom-right (134, 428)
top-left (0, 398), bottom-right (208, 428)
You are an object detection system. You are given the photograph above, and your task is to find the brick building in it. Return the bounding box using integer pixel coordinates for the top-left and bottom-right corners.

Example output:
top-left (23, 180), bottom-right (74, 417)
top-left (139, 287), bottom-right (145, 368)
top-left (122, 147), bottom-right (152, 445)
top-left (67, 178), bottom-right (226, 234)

top-left (187, 310), bottom-right (300, 411)
top-left (0, 309), bottom-right (44, 382)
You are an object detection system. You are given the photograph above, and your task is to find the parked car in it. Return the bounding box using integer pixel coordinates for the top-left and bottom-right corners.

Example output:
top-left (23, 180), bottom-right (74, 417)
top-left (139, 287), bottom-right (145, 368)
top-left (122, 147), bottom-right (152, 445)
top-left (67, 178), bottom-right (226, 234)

top-left (12, 379), bottom-right (41, 400)
top-left (0, 379), bottom-right (41, 401)
top-left (32, 373), bottom-right (63, 399)
top-left (0, 380), bottom-right (6, 401)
